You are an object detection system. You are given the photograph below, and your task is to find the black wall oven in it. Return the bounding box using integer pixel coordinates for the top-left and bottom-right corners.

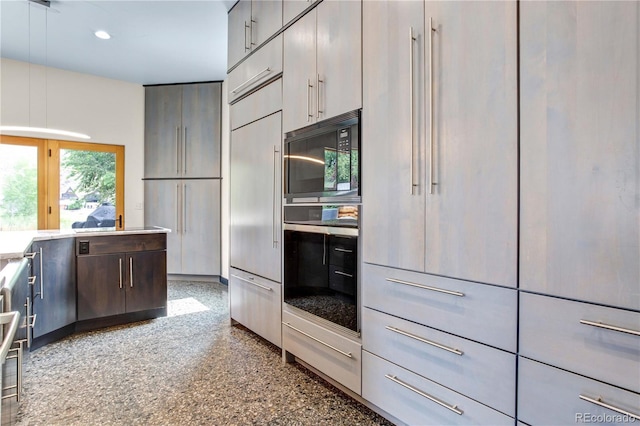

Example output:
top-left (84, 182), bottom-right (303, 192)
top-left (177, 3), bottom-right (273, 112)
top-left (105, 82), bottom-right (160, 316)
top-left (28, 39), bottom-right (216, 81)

top-left (283, 205), bottom-right (359, 334)
top-left (284, 110), bottom-right (360, 203)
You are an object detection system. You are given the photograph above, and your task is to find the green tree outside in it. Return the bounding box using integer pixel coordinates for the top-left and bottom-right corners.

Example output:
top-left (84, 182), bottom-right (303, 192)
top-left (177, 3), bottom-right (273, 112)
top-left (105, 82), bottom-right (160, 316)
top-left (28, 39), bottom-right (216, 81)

top-left (62, 150), bottom-right (116, 204)
top-left (0, 160), bottom-right (38, 229)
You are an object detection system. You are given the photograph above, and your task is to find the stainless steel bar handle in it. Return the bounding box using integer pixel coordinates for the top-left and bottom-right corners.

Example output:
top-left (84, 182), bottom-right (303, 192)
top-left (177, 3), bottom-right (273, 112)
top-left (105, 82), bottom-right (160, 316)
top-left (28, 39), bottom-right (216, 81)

top-left (183, 184), bottom-right (187, 234)
top-left (25, 298), bottom-right (31, 349)
top-left (334, 270), bottom-right (354, 278)
top-left (386, 325), bottom-right (463, 355)
top-left (385, 374), bottom-right (463, 415)
top-left (39, 247), bottom-right (43, 299)
top-left (579, 395), bottom-right (640, 421)
top-left (244, 21), bottom-right (250, 51)
top-left (231, 67), bottom-right (272, 94)
top-left (409, 26), bottom-right (416, 195)
top-left (27, 276), bottom-right (36, 286)
top-left (323, 234), bottom-right (327, 265)
top-left (183, 126), bottom-right (187, 174)
top-left (579, 319), bottom-right (640, 337)
top-left (316, 74), bottom-right (323, 118)
top-left (283, 322), bottom-right (353, 358)
top-left (129, 257), bottom-right (134, 288)
top-left (176, 184), bottom-right (180, 233)
top-left (23, 252), bottom-right (36, 259)
top-left (386, 277), bottom-right (465, 297)
top-left (118, 258), bottom-right (123, 289)
top-left (231, 274), bottom-right (272, 291)
top-left (334, 248), bottom-right (353, 253)
top-left (428, 17), bottom-right (436, 194)
top-left (273, 145), bottom-right (279, 248)
top-left (250, 19), bottom-right (256, 47)
top-left (176, 126), bottom-right (180, 174)
top-left (307, 79), bottom-right (313, 122)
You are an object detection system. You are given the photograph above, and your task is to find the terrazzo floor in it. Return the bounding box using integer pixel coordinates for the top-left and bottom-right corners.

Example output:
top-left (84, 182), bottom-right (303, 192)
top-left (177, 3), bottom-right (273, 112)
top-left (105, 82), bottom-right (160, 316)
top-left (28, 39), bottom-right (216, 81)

top-left (15, 280), bottom-right (394, 426)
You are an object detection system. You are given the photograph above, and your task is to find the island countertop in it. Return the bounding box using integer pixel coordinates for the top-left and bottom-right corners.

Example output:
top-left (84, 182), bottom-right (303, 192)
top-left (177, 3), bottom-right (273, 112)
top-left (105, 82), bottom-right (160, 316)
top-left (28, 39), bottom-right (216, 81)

top-left (0, 227), bottom-right (171, 260)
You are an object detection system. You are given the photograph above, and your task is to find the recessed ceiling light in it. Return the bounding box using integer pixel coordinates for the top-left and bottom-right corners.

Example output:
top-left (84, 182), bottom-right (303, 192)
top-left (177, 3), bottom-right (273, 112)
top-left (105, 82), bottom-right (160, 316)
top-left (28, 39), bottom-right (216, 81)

top-left (95, 30), bottom-right (111, 40)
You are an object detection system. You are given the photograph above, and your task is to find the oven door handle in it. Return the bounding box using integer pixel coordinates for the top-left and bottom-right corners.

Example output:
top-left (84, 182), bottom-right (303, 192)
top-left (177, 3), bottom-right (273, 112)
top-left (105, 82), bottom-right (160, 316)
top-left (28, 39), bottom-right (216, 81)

top-left (283, 223), bottom-right (358, 237)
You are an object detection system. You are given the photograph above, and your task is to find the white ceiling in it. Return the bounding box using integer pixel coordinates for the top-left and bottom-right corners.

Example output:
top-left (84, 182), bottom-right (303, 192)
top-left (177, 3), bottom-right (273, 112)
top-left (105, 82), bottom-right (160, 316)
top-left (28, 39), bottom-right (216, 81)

top-left (0, 0), bottom-right (236, 85)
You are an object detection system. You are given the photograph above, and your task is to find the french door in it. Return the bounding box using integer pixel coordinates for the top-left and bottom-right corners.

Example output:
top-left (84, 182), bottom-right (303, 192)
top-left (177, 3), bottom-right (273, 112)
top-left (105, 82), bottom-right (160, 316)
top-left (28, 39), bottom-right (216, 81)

top-left (0, 135), bottom-right (124, 231)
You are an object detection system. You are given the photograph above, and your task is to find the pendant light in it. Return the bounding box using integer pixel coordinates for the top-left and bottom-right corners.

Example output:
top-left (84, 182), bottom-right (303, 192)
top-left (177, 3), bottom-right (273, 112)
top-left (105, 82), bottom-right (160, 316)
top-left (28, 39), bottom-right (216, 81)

top-left (0, 0), bottom-right (91, 140)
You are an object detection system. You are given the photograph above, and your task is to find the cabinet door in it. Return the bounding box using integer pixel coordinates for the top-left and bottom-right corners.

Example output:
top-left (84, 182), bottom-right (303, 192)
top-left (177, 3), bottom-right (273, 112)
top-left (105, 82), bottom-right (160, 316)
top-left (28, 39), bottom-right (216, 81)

top-left (423, 1), bottom-right (518, 287)
top-left (125, 250), bottom-right (167, 313)
top-left (251, 0), bottom-right (282, 49)
top-left (144, 85), bottom-right (182, 179)
top-left (228, 0), bottom-right (252, 69)
top-left (362, 0), bottom-right (426, 271)
top-left (182, 83), bottom-right (221, 178)
top-left (144, 180), bottom-right (182, 274)
top-left (230, 112), bottom-right (282, 282)
top-left (520, 2), bottom-right (640, 308)
top-left (282, 9), bottom-right (316, 133)
top-left (77, 254), bottom-right (126, 320)
top-left (316, 0), bottom-right (361, 121)
top-left (30, 238), bottom-right (76, 338)
top-left (181, 179), bottom-right (221, 276)
top-left (283, 0), bottom-right (315, 25)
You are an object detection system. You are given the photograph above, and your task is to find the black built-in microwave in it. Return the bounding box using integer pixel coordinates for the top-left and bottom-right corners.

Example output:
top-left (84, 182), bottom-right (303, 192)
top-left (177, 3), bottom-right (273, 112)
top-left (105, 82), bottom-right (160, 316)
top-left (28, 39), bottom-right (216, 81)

top-left (284, 110), bottom-right (360, 203)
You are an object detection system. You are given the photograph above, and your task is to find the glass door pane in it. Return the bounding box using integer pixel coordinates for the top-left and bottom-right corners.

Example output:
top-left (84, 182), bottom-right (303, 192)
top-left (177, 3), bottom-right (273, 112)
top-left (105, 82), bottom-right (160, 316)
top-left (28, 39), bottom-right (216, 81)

top-left (60, 149), bottom-right (117, 230)
top-left (0, 144), bottom-right (39, 231)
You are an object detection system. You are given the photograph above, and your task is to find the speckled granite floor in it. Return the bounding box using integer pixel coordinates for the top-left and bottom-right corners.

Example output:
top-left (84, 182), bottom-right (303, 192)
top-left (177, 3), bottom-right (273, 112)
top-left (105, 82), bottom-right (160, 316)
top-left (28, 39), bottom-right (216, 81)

top-left (15, 281), bottom-right (394, 426)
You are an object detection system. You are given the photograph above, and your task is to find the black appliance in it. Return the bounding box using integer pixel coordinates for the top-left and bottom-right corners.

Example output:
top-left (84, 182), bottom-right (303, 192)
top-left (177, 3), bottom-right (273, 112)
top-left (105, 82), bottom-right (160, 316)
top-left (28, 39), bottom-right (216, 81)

top-left (283, 205), bottom-right (359, 333)
top-left (284, 110), bottom-right (360, 203)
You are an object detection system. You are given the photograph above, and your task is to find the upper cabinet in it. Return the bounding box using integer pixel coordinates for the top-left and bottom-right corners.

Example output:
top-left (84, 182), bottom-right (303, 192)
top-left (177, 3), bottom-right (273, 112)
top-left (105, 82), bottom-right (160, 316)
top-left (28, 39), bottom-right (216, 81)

top-left (144, 83), bottom-right (221, 179)
top-left (282, 0), bottom-right (361, 133)
top-left (362, 1), bottom-right (518, 287)
top-left (228, 0), bottom-right (283, 70)
top-left (283, 0), bottom-right (317, 27)
top-left (519, 1), bottom-right (639, 309)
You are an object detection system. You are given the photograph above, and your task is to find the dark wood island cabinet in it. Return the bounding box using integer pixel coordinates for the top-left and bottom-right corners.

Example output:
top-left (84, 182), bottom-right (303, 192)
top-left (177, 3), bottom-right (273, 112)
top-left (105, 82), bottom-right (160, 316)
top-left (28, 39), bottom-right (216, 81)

top-left (76, 233), bottom-right (167, 329)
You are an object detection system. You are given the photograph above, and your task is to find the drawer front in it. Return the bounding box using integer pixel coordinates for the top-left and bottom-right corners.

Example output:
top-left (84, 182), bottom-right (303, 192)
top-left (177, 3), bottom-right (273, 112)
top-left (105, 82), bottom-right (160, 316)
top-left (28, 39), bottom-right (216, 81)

top-left (230, 78), bottom-right (282, 130)
top-left (362, 307), bottom-right (516, 416)
top-left (518, 357), bottom-right (640, 425)
top-left (228, 34), bottom-right (283, 104)
top-left (520, 292), bottom-right (640, 393)
top-left (363, 351), bottom-right (514, 426)
top-left (362, 263), bottom-right (517, 352)
top-left (328, 265), bottom-right (356, 296)
top-left (229, 268), bottom-right (282, 347)
top-left (282, 309), bottom-right (361, 394)
top-left (329, 236), bottom-right (357, 268)
top-left (75, 233), bottom-right (166, 256)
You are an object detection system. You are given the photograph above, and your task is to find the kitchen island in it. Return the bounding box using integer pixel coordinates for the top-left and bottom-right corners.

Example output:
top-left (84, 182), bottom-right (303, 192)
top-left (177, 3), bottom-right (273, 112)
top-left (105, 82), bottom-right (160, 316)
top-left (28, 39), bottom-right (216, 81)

top-left (0, 227), bottom-right (169, 350)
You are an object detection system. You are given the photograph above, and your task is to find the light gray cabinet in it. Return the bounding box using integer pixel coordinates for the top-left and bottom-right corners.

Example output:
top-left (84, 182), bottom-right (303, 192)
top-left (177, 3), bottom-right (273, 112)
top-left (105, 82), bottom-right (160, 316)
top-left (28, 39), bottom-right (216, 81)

top-left (230, 111), bottom-right (282, 283)
top-left (282, 0), bottom-right (361, 133)
top-left (520, 1), bottom-right (640, 310)
top-left (144, 179), bottom-right (220, 276)
top-left (283, 0), bottom-right (316, 26)
top-left (228, 0), bottom-right (282, 70)
top-left (144, 83), bottom-right (221, 179)
top-left (362, 0), bottom-right (517, 288)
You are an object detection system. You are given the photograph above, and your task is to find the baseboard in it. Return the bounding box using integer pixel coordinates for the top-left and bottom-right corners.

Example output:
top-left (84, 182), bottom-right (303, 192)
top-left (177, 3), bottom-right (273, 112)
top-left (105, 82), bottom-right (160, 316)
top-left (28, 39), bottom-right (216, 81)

top-left (168, 274), bottom-right (222, 283)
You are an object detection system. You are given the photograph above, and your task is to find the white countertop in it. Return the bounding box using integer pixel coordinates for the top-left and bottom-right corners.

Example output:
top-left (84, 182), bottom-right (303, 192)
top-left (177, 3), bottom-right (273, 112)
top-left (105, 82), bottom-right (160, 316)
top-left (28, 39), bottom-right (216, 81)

top-left (0, 227), bottom-right (170, 260)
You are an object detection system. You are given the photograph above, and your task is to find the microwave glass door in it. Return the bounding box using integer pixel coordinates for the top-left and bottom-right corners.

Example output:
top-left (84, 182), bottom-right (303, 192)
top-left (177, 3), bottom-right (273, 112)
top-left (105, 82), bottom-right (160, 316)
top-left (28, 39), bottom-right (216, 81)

top-left (286, 131), bottom-right (337, 195)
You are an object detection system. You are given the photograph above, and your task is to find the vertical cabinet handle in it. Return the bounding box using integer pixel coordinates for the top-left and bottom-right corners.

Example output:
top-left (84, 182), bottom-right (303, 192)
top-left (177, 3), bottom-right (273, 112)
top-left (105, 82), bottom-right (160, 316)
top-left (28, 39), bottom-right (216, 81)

top-left (316, 74), bottom-right (324, 118)
top-left (176, 126), bottom-right (180, 174)
top-left (244, 21), bottom-right (251, 51)
top-left (176, 184), bottom-right (181, 233)
top-left (183, 184), bottom-right (188, 234)
top-left (183, 126), bottom-right (187, 174)
top-left (307, 79), bottom-right (314, 122)
top-left (250, 19), bottom-right (256, 47)
top-left (273, 145), bottom-right (280, 248)
top-left (428, 17), bottom-right (437, 194)
top-left (409, 26), bottom-right (417, 195)
top-left (118, 258), bottom-right (123, 289)
top-left (39, 247), bottom-right (43, 299)
top-left (129, 257), bottom-right (134, 288)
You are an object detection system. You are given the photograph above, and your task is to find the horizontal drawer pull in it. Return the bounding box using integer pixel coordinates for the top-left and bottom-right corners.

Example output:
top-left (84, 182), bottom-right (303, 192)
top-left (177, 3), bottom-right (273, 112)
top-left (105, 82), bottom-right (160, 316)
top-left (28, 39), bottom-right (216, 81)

top-left (334, 270), bottom-right (354, 278)
top-left (385, 277), bottom-right (465, 297)
top-left (283, 322), bottom-right (353, 358)
top-left (27, 276), bottom-right (37, 286)
top-left (23, 252), bottom-right (37, 259)
top-left (579, 394), bottom-right (640, 421)
top-left (579, 319), bottom-right (640, 337)
top-left (385, 374), bottom-right (463, 415)
top-left (385, 326), bottom-right (463, 355)
top-left (334, 248), bottom-right (353, 253)
top-left (231, 67), bottom-right (271, 94)
top-left (231, 274), bottom-right (272, 292)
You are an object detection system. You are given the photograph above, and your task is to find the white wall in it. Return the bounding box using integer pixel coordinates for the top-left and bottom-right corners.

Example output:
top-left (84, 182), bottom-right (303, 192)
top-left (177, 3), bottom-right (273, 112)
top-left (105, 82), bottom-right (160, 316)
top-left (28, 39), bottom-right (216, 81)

top-left (0, 58), bottom-right (146, 228)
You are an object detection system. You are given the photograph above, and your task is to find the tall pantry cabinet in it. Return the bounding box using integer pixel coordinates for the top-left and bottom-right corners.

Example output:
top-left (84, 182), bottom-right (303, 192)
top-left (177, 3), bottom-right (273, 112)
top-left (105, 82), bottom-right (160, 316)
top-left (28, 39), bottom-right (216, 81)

top-left (144, 82), bottom-right (222, 277)
top-left (518, 2), bottom-right (640, 423)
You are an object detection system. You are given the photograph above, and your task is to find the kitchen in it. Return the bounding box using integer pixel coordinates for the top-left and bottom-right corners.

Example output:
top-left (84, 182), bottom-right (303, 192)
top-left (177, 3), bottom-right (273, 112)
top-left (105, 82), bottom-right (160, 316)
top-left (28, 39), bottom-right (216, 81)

top-left (0, 1), bottom-right (639, 425)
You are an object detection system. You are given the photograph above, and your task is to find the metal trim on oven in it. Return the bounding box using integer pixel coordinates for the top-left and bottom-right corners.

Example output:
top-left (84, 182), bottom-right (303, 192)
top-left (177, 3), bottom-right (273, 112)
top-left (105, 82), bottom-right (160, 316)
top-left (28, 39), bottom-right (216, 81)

top-left (283, 223), bottom-right (358, 237)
